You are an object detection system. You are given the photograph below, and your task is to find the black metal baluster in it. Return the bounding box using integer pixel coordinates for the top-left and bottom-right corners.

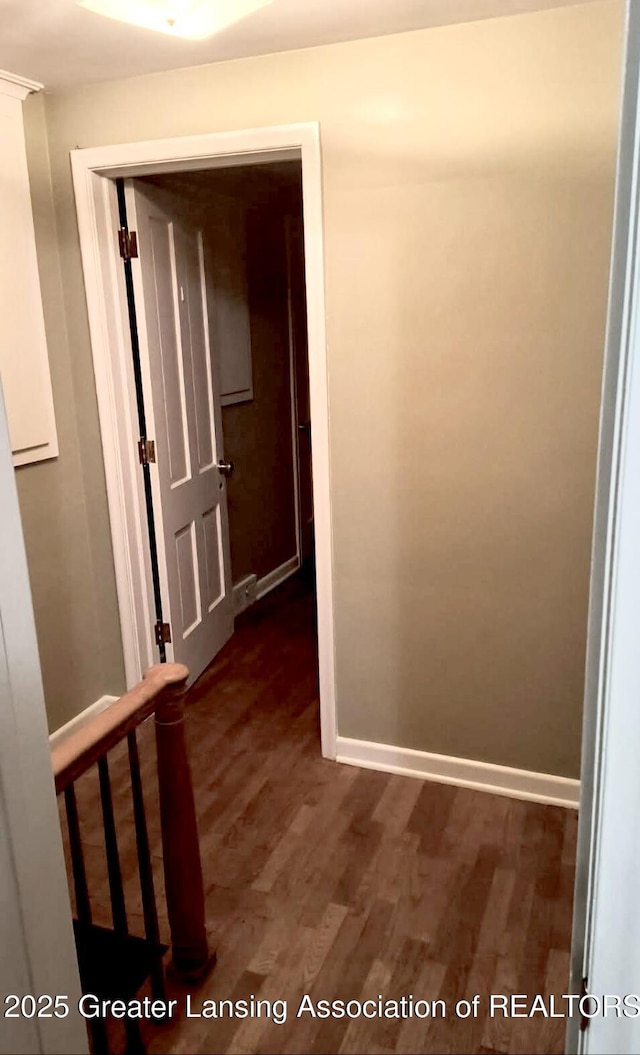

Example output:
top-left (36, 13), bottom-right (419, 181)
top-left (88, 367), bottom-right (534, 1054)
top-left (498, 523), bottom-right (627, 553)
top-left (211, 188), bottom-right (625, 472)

top-left (64, 785), bottom-right (91, 925)
top-left (98, 756), bottom-right (128, 936)
top-left (65, 785), bottom-right (109, 1055)
top-left (128, 730), bottom-right (166, 1001)
top-left (98, 756), bottom-right (146, 1054)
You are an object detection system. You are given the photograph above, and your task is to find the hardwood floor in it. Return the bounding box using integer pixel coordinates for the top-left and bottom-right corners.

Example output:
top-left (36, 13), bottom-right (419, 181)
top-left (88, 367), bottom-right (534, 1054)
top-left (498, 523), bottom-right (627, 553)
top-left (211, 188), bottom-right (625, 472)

top-left (68, 575), bottom-right (578, 1055)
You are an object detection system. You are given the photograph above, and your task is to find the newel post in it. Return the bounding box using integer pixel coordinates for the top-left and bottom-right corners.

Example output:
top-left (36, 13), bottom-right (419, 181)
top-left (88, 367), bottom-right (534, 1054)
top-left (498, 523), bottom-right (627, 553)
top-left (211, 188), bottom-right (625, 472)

top-left (150, 663), bottom-right (215, 981)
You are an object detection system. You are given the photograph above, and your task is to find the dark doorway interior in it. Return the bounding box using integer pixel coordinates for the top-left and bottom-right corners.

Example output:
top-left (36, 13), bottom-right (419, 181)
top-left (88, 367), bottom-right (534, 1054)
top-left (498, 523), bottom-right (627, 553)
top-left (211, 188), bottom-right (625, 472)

top-left (140, 161), bottom-right (314, 621)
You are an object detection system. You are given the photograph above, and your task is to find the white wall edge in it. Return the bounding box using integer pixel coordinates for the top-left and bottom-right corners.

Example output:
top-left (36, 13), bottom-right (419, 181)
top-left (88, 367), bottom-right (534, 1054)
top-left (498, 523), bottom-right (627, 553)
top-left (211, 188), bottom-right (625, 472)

top-left (336, 736), bottom-right (580, 809)
top-left (256, 555), bottom-right (300, 600)
top-left (49, 695), bottom-right (118, 748)
top-left (0, 382), bottom-right (87, 1052)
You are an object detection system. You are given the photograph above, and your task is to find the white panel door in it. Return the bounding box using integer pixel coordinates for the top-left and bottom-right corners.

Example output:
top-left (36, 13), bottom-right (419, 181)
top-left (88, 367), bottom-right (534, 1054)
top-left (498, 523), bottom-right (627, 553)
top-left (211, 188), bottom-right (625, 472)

top-left (126, 181), bottom-right (233, 684)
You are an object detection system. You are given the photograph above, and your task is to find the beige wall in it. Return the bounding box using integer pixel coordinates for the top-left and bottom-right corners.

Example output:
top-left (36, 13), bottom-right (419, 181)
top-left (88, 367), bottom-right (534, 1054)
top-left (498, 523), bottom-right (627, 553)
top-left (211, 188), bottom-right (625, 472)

top-left (18, 94), bottom-right (125, 732)
top-left (26, 0), bottom-right (622, 771)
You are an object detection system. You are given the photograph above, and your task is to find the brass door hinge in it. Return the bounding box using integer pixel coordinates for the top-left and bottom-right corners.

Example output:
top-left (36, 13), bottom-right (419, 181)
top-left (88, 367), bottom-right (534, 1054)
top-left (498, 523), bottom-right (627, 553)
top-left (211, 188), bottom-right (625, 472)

top-left (118, 228), bottom-right (138, 261)
top-left (154, 621), bottom-right (172, 646)
top-left (138, 438), bottom-right (156, 465)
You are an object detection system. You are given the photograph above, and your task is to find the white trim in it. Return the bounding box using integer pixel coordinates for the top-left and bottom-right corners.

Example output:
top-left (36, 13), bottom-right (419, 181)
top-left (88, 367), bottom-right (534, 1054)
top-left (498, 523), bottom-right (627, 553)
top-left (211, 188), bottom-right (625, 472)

top-left (256, 554), bottom-right (300, 600)
top-left (70, 123), bottom-right (337, 760)
top-left (336, 737), bottom-right (580, 809)
top-left (0, 69), bottom-right (43, 100)
top-left (48, 695), bottom-right (118, 749)
top-left (571, 8), bottom-right (640, 1053)
top-left (285, 215), bottom-right (302, 567)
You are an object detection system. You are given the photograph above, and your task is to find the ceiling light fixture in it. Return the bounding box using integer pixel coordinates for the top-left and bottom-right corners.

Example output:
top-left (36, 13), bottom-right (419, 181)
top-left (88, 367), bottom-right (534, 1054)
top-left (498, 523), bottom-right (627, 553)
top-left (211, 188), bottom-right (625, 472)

top-left (77, 0), bottom-right (273, 41)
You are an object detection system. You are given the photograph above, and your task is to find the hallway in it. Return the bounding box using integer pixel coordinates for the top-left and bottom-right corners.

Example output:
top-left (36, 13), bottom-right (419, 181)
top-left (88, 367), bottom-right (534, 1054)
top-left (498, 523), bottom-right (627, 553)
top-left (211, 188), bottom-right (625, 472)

top-left (74, 576), bottom-right (577, 1054)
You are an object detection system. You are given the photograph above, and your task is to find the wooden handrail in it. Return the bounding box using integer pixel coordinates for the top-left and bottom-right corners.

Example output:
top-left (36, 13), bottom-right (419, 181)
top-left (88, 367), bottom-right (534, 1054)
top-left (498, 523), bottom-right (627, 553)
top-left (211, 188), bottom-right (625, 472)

top-left (51, 662), bottom-right (214, 983)
top-left (52, 663), bottom-right (189, 793)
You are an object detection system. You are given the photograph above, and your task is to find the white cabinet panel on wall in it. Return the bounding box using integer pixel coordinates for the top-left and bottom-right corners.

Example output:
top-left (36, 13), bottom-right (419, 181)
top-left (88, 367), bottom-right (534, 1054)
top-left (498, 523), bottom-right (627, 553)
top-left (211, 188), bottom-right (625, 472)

top-left (0, 71), bottom-right (58, 467)
top-left (206, 196), bottom-right (253, 406)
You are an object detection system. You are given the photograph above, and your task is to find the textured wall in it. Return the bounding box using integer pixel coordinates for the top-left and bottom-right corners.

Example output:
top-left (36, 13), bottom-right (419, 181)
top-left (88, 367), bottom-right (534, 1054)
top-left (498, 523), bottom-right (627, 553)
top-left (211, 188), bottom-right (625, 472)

top-left (26, 2), bottom-right (622, 770)
top-left (18, 93), bottom-right (125, 732)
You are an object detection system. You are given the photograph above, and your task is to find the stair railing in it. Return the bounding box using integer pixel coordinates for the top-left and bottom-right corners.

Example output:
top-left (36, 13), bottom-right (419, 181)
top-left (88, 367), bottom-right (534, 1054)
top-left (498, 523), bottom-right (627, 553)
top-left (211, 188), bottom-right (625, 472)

top-left (51, 663), bottom-right (214, 1052)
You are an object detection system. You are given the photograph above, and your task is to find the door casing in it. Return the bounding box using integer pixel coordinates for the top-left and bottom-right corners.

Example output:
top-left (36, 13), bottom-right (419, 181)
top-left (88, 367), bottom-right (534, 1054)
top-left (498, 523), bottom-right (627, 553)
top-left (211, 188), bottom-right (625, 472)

top-left (568, 4), bottom-right (640, 1052)
top-left (71, 124), bottom-right (337, 758)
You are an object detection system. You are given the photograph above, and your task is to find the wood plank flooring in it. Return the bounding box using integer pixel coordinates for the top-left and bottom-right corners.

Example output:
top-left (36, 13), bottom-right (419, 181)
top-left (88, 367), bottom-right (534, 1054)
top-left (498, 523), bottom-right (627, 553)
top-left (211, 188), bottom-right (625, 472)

top-left (65, 575), bottom-right (578, 1055)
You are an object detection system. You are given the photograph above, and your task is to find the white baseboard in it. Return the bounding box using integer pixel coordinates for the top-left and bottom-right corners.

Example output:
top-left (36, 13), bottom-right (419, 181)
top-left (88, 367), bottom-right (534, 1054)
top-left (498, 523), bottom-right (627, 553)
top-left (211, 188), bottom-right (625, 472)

top-left (49, 695), bottom-right (118, 748)
top-left (336, 736), bottom-right (580, 809)
top-left (256, 555), bottom-right (300, 600)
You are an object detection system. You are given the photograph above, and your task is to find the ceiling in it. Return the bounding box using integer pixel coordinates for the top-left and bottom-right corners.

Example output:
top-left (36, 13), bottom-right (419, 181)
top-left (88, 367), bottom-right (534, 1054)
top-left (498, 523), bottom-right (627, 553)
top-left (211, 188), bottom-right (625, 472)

top-left (0, 0), bottom-right (594, 91)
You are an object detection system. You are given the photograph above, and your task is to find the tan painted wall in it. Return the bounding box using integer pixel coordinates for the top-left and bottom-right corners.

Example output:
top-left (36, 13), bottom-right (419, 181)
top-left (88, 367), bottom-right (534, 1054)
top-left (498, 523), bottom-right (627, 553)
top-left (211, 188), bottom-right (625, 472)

top-left (26, 0), bottom-right (622, 770)
top-left (18, 93), bottom-right (125, 732)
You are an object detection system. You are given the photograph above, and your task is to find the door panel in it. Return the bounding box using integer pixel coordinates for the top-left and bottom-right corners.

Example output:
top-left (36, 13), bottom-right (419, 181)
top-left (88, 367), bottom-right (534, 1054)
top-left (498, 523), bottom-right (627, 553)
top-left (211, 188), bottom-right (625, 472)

top-left (148, 217), bottom-right (190, 485)
top-left (203, 506), bottom-right (224, 610)
top-left (175, 521), bottom-right (200, 635)
top-left (184, 234), bottom-right (216, 472)
top-left (127, 181), bottom-right (233, 684)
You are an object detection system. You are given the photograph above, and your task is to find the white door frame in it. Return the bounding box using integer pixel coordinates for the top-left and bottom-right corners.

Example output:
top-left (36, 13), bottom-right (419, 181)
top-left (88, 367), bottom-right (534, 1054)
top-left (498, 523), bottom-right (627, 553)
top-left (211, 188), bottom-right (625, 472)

top-left (285, 213), bottom-right (303, 573)
top-left (70, 123), bottom-right (337, 758)
top-left (568, 4), bottom-right (640, 1052)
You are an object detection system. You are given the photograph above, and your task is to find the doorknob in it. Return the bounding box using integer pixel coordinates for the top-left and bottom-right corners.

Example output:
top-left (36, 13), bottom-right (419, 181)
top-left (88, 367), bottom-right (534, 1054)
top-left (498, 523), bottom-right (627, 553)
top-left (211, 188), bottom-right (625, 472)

top-left (217, 459), bottom-right (235, 476)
